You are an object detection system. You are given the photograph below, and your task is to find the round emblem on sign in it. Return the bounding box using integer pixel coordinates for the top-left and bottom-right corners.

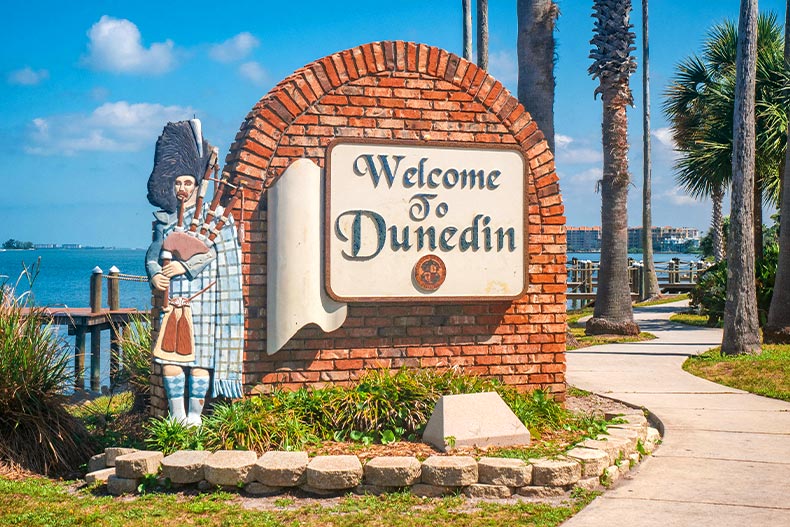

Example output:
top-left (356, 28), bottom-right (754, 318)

top-left (414, 254), bottom-right (446, 291)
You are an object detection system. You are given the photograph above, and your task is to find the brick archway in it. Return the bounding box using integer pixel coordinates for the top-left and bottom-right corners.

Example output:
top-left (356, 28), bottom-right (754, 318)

top-left (223, 41), bottom-right (565, 398)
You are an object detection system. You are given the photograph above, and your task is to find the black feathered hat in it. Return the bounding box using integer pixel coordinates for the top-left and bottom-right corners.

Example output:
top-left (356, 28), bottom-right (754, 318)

top-left (147, 119), bottom-right (213, 213)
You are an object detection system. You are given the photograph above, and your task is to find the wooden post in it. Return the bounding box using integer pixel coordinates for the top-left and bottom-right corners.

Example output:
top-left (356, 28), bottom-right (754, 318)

top-left (90, 266), bottom-right (103, 314)
top-left (108, 266), bottom-right (121, 385)
top-left (108, 266), bottom-right (120, 311)
top-left (89, 266), bottom-right (103, 392)
top-left (90, 326), bottom-right (101, 392)
top-left (74, 326), bottom-right (86, 390)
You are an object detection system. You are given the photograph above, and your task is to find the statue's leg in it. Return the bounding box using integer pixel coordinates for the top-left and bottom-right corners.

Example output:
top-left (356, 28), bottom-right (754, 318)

top-left (186, 368), bottom-right (210, 427)
top-left (162, 364), bottom-right (186, 422)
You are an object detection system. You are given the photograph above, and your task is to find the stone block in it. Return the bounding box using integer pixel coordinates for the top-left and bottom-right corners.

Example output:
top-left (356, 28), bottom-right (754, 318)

top-left (422, 392), bottom-right (530, 452)
top-left (254, 451), bottom-right (309, 487)
top-left (299, 484), bottom-right (345, 497)
top-left (606, 427), bottom-right (639, 450)
top-left (575, 477), bottom-right (601, 491)
top-left (629, 453), bottom-right (641, 466)
top-left (565, 447), bottom-right (609, 478)
top-left (87, 453), bottom-right (106, 473)
top-left (161, 450), bottom-right (211, 484)
top-left (411, 483), bottom-right (454, 497)
top-left (644, 427), bottom-right (661, 453)
top-left (579, 435), bottom-right (631, 464)
top-left (463, 483), bottom-right (512, 499)
top-left (107, 475), bottom-right (139, 495)
top-left (516, 486), bottom-right (566, 499)
top-left (421, 456), bottom-right (478, 487)
top-left (85, 467), bottom-right (115, 484)
top-left (603, 465), bottom-right (621, 486)
top-left (531, 458), bottom-right (581, 487)
top-left (477, 457), bottom-right (531, 487)
top-left (364, 456), bottom-right (421, 487)
top-left (306, 455), bottom-right (363, 490)
top-left (104, 447), bottom-right (136, 467)
top-left (245, 482), bottom-right (282, 496)
top-left (609, 423), bottom-right (648, 442)
top-left (204, 450), bottom-right (258, 487)
top-left (115, 451), bottom-right (163, 479)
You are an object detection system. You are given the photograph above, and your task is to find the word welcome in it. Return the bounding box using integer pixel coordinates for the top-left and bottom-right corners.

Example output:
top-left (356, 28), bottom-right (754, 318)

top-left (353, 154), bottom-right (502, 191)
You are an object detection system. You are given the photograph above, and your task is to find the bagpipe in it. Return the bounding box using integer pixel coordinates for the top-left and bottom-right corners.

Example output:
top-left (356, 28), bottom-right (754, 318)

top-left (153, 148), bottom-right (245, 362)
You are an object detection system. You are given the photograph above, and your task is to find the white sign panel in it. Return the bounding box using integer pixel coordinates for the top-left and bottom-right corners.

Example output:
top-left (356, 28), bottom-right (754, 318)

top-left (325, 141), bottom-right (527, 301)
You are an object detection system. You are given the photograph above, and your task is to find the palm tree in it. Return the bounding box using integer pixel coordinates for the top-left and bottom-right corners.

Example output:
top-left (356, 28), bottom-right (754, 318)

top-left (641, 0), bottom-right (660, 298)
top-left (765, 0), bottom-right (790, 344)
top-left (517, 0), bottom-right (559, 153)
top-left (664, 14), bottom-right (787, 263)
top-left (477, 0), bottom-right (488, 69)
top-left (586, 0), bottom-right (640, 336)
top-left (462, 0), bottom-right (473, 61)
top-left (722, 0), bottom-right (760, 356)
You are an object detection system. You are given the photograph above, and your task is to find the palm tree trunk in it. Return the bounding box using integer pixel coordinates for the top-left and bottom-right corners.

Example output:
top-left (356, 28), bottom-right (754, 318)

top-left (754, 175), bottom-right (763, 260)
top-left (764, 0), bottom-right (790, 343)
top-left (712, 183), bottom-right (725, 262)
top-left (641, 0), bottom-right (660, 299)
top-left (722, 0), bottom-right (761, 355)
top-left (462, 0), bottom-right (473, 61)
top-left (517, 0), bottom-right (558, 153)
top-left (586, 91), bottom-right (640, 335)
top-left (477, 0), bottom-right (488, 69)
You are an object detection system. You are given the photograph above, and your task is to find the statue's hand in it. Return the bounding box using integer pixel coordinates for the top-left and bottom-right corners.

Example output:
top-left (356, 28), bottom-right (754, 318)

top-left (151, 273), bottom-right (170, 291)
top-left (161, 261), bottom-right (187, 278)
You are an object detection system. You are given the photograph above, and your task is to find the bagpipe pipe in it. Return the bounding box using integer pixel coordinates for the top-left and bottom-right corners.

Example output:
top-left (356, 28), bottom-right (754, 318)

top-left (153, 148), bottom-right (245, 362)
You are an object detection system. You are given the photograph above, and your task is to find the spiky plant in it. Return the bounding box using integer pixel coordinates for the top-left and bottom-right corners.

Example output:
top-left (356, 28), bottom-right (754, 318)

top-left (586, 0), bottom-right (639, 336)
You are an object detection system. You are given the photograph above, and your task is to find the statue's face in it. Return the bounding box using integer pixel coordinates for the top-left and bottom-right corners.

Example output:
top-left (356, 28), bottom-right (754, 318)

top-left (174, 175), bottom-right (197, 203)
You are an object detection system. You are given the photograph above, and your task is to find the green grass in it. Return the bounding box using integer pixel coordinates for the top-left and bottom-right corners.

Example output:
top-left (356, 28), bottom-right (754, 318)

top-left (566, 308), bottom-right (656, 351)
top-left (669, 313), bottom-right (710, 327)
top-left (683, 345), bottom-right (790, 401)
top-left (633, 294), bottom-right (689, 308)
top-left (0, 477), bottom-right (600, 527)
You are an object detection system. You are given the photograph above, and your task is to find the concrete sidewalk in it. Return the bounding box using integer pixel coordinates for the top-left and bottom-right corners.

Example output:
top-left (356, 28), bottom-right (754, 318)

top-left (564, 302), bottom-right (790, 527)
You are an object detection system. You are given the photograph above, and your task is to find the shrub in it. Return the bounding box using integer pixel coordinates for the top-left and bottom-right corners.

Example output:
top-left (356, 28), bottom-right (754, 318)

top-left (111, 315), bottom-right (152, 413)
top-left (690, 243), bottom-right (778, 326)
top-left (0, 284), bottom-right (94, 475)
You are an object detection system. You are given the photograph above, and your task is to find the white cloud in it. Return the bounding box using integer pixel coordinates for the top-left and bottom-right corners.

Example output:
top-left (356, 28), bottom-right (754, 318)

top-left (8, 67), bottom-right (49, 85)
top-left (562, 167), bottom-right (603, 185)
top-left (239, 61), bottom-right (267, 85)
top-left (555, 134), bottom-right (573, 149)
top-left (652, 127), bottom-right (675, 149)
top-left (554, 133), bottom-right (602, 165)
top-left (83, 16), bottom-right (174, 74)
top-left (26, 101), bottom-right (195, 155)
top-left (659, 187), bottom-right (699, 206)
top-left (487, 50), bottom-right (517, 86)
top-left (209, 32), bottom-right (259, 63)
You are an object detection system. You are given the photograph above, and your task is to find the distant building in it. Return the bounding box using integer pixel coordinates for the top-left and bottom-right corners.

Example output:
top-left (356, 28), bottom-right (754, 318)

top-left (566, 226), bottom-right (602, 252)
top-left (33, 243), bottom-right (56, 249)
top-left (60, 244), bottom-right (83, 249)
top-left (568, 226), bottom-right (700, 253)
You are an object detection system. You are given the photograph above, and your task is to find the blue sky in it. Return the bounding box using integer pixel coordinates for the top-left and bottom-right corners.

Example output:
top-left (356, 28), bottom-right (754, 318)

top-left (1, 0), bottom-right (786, 248)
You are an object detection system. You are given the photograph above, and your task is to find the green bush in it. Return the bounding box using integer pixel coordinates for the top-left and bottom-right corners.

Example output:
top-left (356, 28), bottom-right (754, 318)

top-left (146, 368), bottom-right (578, 453)
top-left (111, 315), bottom-right (152, 413)
top-left (690, 243), bottom-right (778, 326)
top-left (0, 284), bottom-right (94, 475)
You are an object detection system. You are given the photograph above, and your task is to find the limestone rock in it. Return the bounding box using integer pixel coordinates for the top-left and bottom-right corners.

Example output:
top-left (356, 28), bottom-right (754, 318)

top-left (115, 451), bottom-right (163, 479)
top-left (306, 455), bottom-right (363, 490)
top-left (565, 447), bottom-right (609, 478)
top-left (606, 427), bottom-right (639, 450)
top-left (245, 482), bottom-right (282, 496)
top-left (104, 447), bottom-right (136, 467)
top-left (87, 453), bottom-right (106, 473)
top-left (204, 450), bottom-right (258, 487)
top-left (161, 450), bottom-right (211, 484)
top-left (107, 475), bottom-right (139, 495)
top-left (531, 458), bottom-right (581, 487)
top-left (575, 477), bottom-right (601, 491)
top-left (516, 485), bottom-right (566, 499)
top-left (603, 465), bottom-right (621, 486)
top-left (421, 456), bottom-right (477, 487)
top-left (644, 427), bottom-right (661, 453)
top-left (477, 457), bottom-right (531, 487)
top-left (85, 467), bottom-right (115, 484)
top-left (422, 392), bottom-right (530, 452)
top-left (299, 484), bottom-right (345, 497)
top-left (463, 483), bottom-right (512, 499)
top-left (254, 451), bottom-right (309, 487)
top-left (364, 456), bottom-right (421, 487)
top-left (579, 435), bottom-right (631, 464)
top-left (410, 483), bottom-right (454, 497)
